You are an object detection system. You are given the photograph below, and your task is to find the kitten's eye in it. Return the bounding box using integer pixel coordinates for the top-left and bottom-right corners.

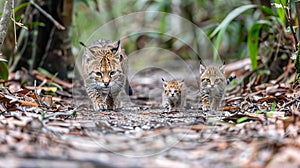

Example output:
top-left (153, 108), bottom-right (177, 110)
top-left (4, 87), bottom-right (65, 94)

top-left (215, 79), bottom-right (219, 83)
top-left (205, 79), bottom-right (210, 82)
top-left (95, 72), bottom-right (102, 76)
top-left (109, 71), bottom-right (116, 76)
top-left (169, 90), bottom-right (172, 93)
top-left (174, 90), bottom-right (178, 93)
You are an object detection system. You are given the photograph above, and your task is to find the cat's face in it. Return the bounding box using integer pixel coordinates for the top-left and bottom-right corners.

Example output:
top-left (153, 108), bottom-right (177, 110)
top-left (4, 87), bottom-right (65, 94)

top-left (162, 78), bottom-right (184, 98)
top-left (83, 40), bottom-right (125, 91)
top-left (87, 57), bottom-right (123, 90)
top-left (200, 65), bottom-right (225, 88)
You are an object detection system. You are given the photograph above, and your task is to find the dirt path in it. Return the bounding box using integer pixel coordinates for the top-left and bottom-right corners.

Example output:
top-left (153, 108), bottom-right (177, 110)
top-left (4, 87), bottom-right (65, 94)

top-left (1, 62), bottom-right (300, 167)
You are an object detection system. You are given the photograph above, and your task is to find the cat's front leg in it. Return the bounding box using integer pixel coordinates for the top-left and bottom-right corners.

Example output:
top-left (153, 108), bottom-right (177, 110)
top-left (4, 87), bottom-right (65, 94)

top-left (93, 102), bottom-right (107, 111)
top-left (87, 88), bottom-right (107, 111)
top-left (201, 94), bottom-right (211, 112)
top-left (211, 98), bottom-right (222, 111)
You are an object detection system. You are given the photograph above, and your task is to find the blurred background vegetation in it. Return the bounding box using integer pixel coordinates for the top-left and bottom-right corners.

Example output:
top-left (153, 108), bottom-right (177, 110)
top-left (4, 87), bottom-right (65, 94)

top-left (0, 0), bottom-right (299, 84)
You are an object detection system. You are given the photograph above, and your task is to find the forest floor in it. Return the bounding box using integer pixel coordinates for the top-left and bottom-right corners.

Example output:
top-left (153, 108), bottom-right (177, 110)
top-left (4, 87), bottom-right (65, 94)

top-left (0, 59), bottom-right (300, 168)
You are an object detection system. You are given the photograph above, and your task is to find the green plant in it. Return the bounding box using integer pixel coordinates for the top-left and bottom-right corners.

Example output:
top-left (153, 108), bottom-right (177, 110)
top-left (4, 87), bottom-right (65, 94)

top-left (209, 1), bottom-right (296, 73)
top-left (0, 58), bottom-right (8, 80)
top-left (209, 4), bottom-right (258, 60)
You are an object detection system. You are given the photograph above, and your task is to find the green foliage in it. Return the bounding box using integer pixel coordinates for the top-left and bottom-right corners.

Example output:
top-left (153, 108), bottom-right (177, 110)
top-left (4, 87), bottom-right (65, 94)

top-left (237, 116), bottom-right (248, 123)
top-left (41, 112), bottom-right (46, 120)
top-left (0, 58), bottom-right (8, 80)
top-left (49, 82), bottom-right (63, 91)
top-left (247, 20), bottom-right (272, 70)
top-left (14, 2), bottom-right (30, 13)
top-left (209, 4), bottom-right (258, 60)
top-left (271, 101), bottom-right (276, 111)
top-left (75, 0), bottom-right (90, 7)
top-left (37, 68), bottom-right (63, 91)
top-left (38, 67), bottom-right (55, 77)
top-left (72, 111), bottom-right (77, 118)
top-left (274, 0), bottom-right (286, 23)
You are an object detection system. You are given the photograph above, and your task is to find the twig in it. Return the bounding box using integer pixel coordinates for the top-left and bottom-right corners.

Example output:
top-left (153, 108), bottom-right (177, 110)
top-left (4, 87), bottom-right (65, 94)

top-left (32, 70), bottom-right (73, 88)
top-left (279, 0), bottom-right (298, 50)
top-left (39, 26), bottom-right (55, 67)
top-left (29, 0), bottom-right (65, 30)
top-left (281, 94), bottom-right (300, 109)
top-left (44, 108), bottom-right (77, 119)
top-left (34, 80), bottom-right (42, 106)
top-left (11, 0), bottom-right (17, 53)
top-left (0, 0), bottom-right (13, 51)
top-left (10, 18), bottom-right (28, 30)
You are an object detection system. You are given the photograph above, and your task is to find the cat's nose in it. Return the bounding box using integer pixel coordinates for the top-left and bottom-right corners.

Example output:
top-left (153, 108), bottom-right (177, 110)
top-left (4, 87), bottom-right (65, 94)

top-left (104, 82), bottom-right (110, 87)
top-left (171, 93), bottom-right (175, 97)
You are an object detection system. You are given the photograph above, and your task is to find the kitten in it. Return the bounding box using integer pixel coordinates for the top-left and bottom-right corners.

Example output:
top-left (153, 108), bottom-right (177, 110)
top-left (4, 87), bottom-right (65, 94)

top-left (162, 78), bottom-right (185, 112)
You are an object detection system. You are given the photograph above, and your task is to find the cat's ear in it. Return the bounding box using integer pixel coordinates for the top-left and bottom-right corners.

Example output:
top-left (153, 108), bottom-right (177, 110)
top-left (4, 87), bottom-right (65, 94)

top-left (112, 40), bottom-right (123, 62)
top-left (179, 80), bottom-right (184, 88)
top-left (162, 78), bottom-right (167, 88)
top-left (219, 65), bottom-right (225, 73)
top-left (80, 41), bottom-right (94, 62)
top-left (111, 40), bottom-right (121, 54)
top-left (199, 64), bottom-right (206, 75)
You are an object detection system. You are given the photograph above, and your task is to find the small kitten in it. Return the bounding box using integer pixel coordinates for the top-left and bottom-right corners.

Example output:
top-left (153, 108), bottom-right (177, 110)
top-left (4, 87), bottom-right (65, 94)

top-left (199, 64), bottom-right (226, 111)
top-left (162, 78), bottom-right (185, 112)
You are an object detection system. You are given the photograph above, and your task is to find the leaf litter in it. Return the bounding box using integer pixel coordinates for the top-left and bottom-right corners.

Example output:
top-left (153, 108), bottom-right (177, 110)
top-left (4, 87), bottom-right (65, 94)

top-left (0, 63), bottom-right (299, 168)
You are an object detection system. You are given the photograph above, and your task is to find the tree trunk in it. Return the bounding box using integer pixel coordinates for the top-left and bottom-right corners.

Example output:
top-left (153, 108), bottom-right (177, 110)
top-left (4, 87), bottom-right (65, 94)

top-left (0, 0), bottom-right (13, 52)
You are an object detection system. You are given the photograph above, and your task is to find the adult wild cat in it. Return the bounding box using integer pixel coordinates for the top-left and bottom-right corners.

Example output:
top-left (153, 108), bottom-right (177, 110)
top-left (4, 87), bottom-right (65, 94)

top-left (81, 39), bottom-right (132, 110)
top-left (199, 64), bottom-right (226, 111)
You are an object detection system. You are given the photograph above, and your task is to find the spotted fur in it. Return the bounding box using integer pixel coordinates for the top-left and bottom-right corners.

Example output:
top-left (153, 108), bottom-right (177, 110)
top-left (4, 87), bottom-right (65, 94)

top-left (199, 64), bottom-right (226, 111)
top-left (162, 78), bottom-right (185, 112)
top-left (81, 39), bottom-right (131, 110)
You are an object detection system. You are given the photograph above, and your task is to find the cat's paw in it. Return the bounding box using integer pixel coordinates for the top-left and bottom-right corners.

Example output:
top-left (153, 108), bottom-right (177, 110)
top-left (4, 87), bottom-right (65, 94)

top-left (202, 106), bottom-right (210, 112)
top-left (93, 103), bottom-right (107, 111)
top-left (161, 103), bottom-right (169, 109)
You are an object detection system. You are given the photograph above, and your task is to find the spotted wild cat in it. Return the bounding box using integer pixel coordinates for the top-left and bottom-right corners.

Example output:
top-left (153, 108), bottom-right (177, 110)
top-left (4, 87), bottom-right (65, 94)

top-left (80, 39), bottom-right (132, 110)
top-left (162, 78), bottom-right (185, 112)
top-left (199, 64), bottom-right (226, 111)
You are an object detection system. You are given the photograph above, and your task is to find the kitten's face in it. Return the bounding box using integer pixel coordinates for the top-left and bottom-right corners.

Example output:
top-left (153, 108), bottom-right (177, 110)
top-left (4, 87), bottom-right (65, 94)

top-left (162, 79), bottom-right (184, 98)
top-left (200, 65), bottom-right (225, 88)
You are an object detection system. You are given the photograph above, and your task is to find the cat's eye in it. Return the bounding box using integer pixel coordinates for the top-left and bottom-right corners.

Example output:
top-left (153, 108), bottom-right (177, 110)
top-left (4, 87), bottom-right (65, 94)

top-left (215, 79), bottom-right (219, 83)
top-left (169, 90), bottom-right (172, 93)
top-left (95, 72), bottom-right (102, 76)
top-left (174, 90), bottom-right (178, 93)
top-left (109, 71), bottom-right (116, 76)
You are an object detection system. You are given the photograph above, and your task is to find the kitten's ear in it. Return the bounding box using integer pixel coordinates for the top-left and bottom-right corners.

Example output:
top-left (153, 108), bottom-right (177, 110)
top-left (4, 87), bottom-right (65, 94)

top-left (219, 65), bottom-right (225, 73)
top-left (162, 78), bottom-right (167, 88)
top-left (179, 80), bottom-right (184, 88)
top-left (199, 64), bottom-right (206, 75)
